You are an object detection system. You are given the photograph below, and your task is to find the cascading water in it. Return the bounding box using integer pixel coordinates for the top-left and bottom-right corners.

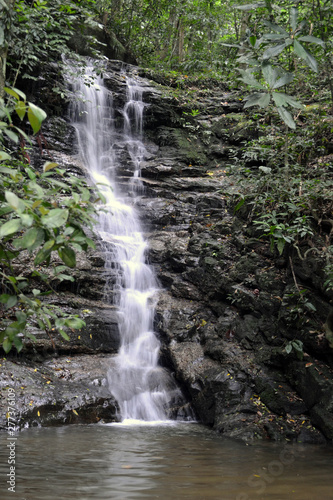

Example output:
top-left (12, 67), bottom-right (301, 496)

top-left (69, 62), bottom-right (183, 422)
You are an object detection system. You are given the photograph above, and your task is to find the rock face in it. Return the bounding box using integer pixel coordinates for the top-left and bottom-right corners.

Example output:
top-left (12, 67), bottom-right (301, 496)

top-left (1, 60), bottom-right (333, 443)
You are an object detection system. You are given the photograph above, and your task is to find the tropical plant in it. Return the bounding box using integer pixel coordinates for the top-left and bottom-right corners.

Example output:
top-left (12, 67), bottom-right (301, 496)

top-left (0, 88), bottom-right (102, 353)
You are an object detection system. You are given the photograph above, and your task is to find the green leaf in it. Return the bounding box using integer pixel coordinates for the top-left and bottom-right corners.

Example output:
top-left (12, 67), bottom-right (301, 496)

top-left (294, 40), bottom-right (318, 72)
top-left (4, 87), bottom-right (26, 101)
top-left (244, 92), bottom-right (270, 108)
top-left (20, 227), bottom-right (45, 250)
top-left (0, 151), bottom-right (11, 161)
top-left (277, 238), bottom-right (285, 255)
top-left (262, 33), bottom-right (287, 41)
top-left (15, 100), bottom-right (26, 120)
top-left (276, 106), bottom-right (296, 129)
top-left (272, 72), bottom-right (294, 89)
top-left (6, 295), bottom-right (18, 308)
top-left (298, 35), bottom-right (325, 48)
top-left (285, 343), bottom-right (292, 354)
top-left (238, 71), bottom-right (266, 90)
top-left (2, 338), bottom-right (13, 353)
top-left (3, 128), bottom-right (19, 143)
top-left (43, 161), bottom-right (59, 172)
top-left (0, 218), bottom-right (22, 238)
top-left (34, 239), bottom-right (55, 265)
top-left (290, 6), bottom-right (298, 33)
top-left (59, 329), bottom-right (70, 340)
top-left (262, 63), bottom-right (278, 88)
top-left (41, 208), bottom-right (69, 228)
top-left (262, 42), bottom-right (287, 60)
top-left (272, 92), bottom-right (303, 109)
top-left (27, 103), bottom-right (47, 134)
top-left (64, 317), bottom-right (85, 329)
top-left (5, 191), bottom-right (25, 212)
top-left (13, 336), bottom-right (23, 352)
top-left (58, 246), bottom-right (76, 268)
top-left (249, 35), bottom-right (256, 47)
top-left (262, 20), bottom-right (287, 34)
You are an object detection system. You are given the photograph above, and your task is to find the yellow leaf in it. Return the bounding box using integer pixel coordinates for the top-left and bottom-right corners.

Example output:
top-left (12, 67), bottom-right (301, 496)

top-left (78, 336), bottom-right (81, 340)
top-left (37, 411), bottom-right (40, 417)
top-left (207, 172), bottom-right (214, 176)
top-left (46, 381), bottom-right (51, 384)
top-left (72, 409), bottom-right (79, 416)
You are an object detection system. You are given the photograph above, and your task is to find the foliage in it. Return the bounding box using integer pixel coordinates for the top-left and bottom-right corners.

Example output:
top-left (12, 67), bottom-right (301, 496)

top-left (0, 88), bottom-right (102, 353)
top-left (1, 0), bottom-right (101, 89)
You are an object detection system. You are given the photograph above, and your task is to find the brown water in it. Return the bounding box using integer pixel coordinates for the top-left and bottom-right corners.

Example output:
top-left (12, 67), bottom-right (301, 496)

top-left (0, 422), bottom-right (332, 500)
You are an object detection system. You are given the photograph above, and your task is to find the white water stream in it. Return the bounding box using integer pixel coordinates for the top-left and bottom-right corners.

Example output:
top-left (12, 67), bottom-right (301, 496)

top-left (70, 64), bottom-right (180, 422)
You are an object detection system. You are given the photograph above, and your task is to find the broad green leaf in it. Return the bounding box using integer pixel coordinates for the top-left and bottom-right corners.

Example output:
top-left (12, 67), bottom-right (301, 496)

top-left (290, 7), bottom-right (298, 33)
top-left (24, 167), bottom-right (36, 181)
top-left (6, 295), bottom-right (18, 308)
top-left (272, 92), bottom-right (303, 109)
top-left (262, 63), bottom-right (277, 88)
top-left (43, 161), bottom-right (59, 172)
top-left (249, 35), bottom-right (256, 47)
top-left (41, 208), bottom-right (69, 228)
top-left (0, 218), bottom-right (22, 238)
top-left (27, 103), bottom-right (47, 134)
top-left (28, 181), bottom-right (44, 197)
top-left (272, 72), bottom-right (294, 89)
top-left (65, 317), bottom-right (85, 329)
top-left (20, 227), bottom-right (45, 250)
top-left (20, 214), bottom-right (34, 227)
top-left (0, 151), bottom-right (11, 161)
top-left (2, 338), bottom-right (12, 353)
top-left (244, 92), bottom-right (270, 108)
top-left (34, 239), bottom-right (55, 265)
top-left (262, 42), bottom-right (287, 60)
top-left (298, 35), bottom-right (325, 48)
top-left (15, 100), bottom-right (26, 120)
top-left (5, 191), bottom-right (25, 212)
top-left (276, 106), bottom-right (296, 129)
top-left (277, 238), bottom-right (285, 255)
top-left (285, 343), bottom-right (292, 354)
top-left (13, 336), bottom-right (23, 352)
top-left (294, 40), bottom-right (318, 72)
top-left (3, 128), bottom-right (19, 143)
top-left (59, 329), bottom-right (70, 340)
top-left (262, 21), bottom-right (287, 35)
top-left (238, 71), bottom-right (265, 90)
top-left (4, 87), bottom-right (26, 101)
top-left (58, 246), bottom-right (76, 268)
top-left (262, 33), bottom-right (286, 41)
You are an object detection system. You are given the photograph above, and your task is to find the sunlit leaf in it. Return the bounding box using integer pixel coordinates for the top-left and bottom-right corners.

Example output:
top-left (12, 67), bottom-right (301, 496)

top-left (0, 218), bottom-right (22, 238)
top-left (41, 208), bottom-right (69, 228)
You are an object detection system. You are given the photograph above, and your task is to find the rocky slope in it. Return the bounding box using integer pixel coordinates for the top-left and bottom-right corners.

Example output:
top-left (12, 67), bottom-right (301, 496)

top-left (1, 60), bottom-right (332, 443)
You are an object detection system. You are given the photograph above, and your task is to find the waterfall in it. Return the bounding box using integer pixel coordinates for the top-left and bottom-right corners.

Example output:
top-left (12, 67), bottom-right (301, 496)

top-left (69, 63), bottom-right (182, 422)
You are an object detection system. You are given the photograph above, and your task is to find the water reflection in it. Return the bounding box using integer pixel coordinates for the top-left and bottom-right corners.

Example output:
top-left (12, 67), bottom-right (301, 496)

top-left (0, 423), bottom-right (332, 499)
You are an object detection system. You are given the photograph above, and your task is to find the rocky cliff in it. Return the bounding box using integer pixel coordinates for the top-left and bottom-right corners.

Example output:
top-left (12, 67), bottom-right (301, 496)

top-left (1, 60), bottom-right (332, 443)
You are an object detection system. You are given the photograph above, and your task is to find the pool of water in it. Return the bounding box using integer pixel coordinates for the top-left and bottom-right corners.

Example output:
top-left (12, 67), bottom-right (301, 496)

top-left (0, 422), bottom-right (332, 500)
